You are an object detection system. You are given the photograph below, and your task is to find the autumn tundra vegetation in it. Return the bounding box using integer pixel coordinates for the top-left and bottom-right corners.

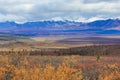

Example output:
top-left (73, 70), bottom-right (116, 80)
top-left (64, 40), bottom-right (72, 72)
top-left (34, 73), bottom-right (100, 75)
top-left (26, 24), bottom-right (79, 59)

top-left (0, 45), bottom-right (120, 80)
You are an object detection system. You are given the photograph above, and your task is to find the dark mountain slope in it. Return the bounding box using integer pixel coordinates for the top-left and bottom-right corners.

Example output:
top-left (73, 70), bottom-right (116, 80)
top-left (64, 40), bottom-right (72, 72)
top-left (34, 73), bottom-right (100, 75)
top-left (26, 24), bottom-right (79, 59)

top-left (0, 19), bottom-right (120, 36)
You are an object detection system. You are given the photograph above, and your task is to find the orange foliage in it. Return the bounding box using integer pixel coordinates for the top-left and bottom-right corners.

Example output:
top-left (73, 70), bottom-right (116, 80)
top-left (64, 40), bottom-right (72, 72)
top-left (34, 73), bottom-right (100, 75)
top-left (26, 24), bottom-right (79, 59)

top-left (0, 54), bottom-right (83, 80)
top-left (98, 64), bottom-right (120, 80)
top-left (0, 53), bottom-right (120, 80)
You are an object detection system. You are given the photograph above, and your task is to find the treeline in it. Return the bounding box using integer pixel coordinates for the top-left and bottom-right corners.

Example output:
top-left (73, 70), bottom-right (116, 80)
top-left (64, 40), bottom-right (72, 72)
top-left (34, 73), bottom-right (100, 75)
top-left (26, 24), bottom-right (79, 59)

top-left (0, 45), bottom-right (120, 56)
top-left (56, 45), bottom-right (120, 56)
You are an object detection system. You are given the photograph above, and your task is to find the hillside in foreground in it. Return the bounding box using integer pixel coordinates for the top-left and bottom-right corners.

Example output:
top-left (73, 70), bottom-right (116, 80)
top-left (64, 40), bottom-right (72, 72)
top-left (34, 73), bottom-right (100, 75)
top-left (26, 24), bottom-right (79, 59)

top-left (0, 50), bottom-right (120, 80)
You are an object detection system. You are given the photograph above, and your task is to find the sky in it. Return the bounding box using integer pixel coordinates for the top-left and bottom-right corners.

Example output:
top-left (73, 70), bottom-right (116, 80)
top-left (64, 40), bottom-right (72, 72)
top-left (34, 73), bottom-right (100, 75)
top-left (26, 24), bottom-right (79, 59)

top-left (0, 0), bottom-right (120, 23)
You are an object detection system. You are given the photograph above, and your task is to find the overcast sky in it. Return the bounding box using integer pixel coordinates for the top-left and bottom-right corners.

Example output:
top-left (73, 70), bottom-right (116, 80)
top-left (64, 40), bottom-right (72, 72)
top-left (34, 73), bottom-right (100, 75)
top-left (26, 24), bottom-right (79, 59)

top-left (0, 0), bottom-right (120, 23)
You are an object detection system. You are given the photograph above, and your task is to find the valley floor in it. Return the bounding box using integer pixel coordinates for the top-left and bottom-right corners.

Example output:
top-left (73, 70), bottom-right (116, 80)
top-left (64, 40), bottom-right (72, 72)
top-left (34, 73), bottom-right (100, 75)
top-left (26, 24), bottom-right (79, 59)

top-left (0, 35), bottom-right (120, 79)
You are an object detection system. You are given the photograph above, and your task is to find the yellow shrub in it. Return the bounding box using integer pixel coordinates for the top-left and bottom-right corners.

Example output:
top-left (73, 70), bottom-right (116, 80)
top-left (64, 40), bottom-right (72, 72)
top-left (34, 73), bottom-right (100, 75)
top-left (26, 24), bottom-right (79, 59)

top-left (0, 52), bottom-right (120, 80)
top-left (98, 64), bottom-right (120, 80)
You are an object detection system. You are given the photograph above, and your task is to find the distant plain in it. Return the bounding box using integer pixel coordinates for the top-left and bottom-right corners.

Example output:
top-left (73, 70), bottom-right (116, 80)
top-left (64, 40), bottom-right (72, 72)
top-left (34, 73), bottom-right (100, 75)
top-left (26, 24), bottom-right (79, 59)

top-left (0, 35), bottom-right (120, 51)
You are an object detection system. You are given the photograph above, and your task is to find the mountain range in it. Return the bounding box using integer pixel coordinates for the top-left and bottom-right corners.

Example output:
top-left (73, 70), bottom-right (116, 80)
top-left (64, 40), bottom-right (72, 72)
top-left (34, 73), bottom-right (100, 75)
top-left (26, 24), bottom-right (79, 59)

top-left (0, 19), bottom-right (120, 36)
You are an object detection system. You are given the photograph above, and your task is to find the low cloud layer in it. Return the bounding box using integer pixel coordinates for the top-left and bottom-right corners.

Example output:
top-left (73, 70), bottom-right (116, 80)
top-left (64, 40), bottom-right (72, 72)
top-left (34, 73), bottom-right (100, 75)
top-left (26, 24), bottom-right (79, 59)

top-left (0, 0), bottom-right (120, 22)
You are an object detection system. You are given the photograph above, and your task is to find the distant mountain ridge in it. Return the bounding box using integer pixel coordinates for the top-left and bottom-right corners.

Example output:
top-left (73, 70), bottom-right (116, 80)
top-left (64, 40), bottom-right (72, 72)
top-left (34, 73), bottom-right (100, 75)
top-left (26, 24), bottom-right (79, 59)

top-left (0, 19), bottom-right (120, 36)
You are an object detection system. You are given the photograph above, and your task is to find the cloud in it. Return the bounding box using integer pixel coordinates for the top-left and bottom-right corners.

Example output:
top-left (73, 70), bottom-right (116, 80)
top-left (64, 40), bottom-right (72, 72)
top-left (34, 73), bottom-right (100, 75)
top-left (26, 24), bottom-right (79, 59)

top-left (82, 0), bottom-right (120, 3)
top-left (0, 0), bottom-right (120, 22)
